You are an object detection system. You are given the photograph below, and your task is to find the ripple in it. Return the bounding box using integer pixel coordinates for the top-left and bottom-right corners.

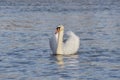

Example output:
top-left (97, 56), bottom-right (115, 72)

top-left (0, 2), bottom-right (120, 80)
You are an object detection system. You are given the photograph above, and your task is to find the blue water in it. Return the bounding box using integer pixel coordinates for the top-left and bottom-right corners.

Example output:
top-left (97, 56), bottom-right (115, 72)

top-left (0, 0), bottom-right (120, 80)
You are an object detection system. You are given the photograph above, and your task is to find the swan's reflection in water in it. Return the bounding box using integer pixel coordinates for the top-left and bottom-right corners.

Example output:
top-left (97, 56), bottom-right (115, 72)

top-left (54, 54), bottom-right (80, 79)
top-left (55, 55), bottom-right (64, 68)
top-left (55, 54), bottom-right (79, 69)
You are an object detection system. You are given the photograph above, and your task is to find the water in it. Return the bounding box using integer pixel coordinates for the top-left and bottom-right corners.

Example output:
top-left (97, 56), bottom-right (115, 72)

top-left (0, 0), bottom-right (120, 80)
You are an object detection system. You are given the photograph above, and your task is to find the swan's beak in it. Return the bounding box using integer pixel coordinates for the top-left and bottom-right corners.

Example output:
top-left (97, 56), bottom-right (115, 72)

top-left (55, 28), bottom-right (59, 34)
top-left (55, 29), bottom-right (58, 34)
top-left (55, 27), bottom-right (60, 34)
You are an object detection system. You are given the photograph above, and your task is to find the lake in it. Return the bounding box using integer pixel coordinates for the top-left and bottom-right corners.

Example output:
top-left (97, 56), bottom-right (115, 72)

top-left (0, 0), bottom-right (120, 80)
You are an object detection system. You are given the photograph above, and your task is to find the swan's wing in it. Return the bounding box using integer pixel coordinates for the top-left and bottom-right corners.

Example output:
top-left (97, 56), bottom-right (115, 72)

top-left (49, 34), bottom-right (57, 54)
top-left (63, 31), bottom-right (80, 54)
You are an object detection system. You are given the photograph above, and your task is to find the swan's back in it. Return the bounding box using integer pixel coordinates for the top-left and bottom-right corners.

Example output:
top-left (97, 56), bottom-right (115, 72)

top-left (63, 31), bottom-right (80, 54)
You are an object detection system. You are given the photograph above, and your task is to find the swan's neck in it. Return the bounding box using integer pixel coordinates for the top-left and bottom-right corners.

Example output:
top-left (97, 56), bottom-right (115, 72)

top-left (56, 31), bottom-right (64, 54)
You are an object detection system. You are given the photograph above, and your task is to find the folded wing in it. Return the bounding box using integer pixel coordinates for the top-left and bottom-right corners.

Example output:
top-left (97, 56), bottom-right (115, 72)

top-left (63, 31), bottom-right (80, 54)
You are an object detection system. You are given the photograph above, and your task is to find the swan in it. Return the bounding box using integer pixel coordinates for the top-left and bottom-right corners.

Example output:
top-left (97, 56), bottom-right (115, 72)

top-left (49, 25), bottom-right (80, 55)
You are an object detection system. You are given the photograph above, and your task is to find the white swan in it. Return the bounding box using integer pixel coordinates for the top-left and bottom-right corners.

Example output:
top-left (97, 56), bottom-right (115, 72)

top-left (49, 25), bottom-right (80, 55)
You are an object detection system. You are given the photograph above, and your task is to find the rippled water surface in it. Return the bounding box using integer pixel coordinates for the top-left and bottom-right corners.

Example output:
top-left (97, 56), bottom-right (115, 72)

top-left (0, 0), bottom-right (120, 80)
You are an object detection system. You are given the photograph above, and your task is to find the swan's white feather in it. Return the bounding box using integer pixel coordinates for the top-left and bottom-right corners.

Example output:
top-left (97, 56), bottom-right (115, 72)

top-left (49, 31), bottom-right (80, 55)
top-left (49, 34), bottom-right (57, 54)
top-left (63, 31), bottom-right (80, 54)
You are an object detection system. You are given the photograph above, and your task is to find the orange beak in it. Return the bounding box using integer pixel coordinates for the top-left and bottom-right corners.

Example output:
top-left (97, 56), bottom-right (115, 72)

top-left (55, 29), bottom-right (58, 34)
top-left (55, 27), bottom-right (60, 34)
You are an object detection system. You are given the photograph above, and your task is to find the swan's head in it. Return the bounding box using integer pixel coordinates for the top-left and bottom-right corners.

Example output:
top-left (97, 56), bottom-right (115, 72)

top-left (55, 25), bottom-right (64, 34)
